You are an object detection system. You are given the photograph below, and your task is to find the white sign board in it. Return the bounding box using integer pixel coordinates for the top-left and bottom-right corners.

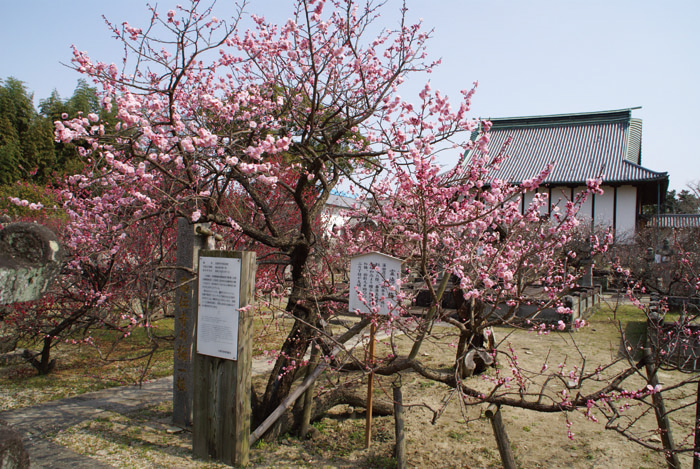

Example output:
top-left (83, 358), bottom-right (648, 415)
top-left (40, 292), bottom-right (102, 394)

top-left (349, 252), bottom-right (402, 316)
top-left (197, 256), bottom-right (241, 360)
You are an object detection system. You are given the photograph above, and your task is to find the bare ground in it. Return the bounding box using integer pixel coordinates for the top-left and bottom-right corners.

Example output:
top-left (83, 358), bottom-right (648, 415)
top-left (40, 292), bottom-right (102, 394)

top-left (3, 306), bottom-right (697, 468)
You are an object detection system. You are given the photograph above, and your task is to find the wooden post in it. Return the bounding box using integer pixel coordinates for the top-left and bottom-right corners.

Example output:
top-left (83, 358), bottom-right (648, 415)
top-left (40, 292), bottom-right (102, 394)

top-left (643, 347), bottom-right (680, 469)
top-left (193, 250), bottom-right (256, 467)
top-left (694, 380), bottom-right (700, 469)
top-left (299, 344), bottom-right (321, 439)
top-left (365, 320), bottom-right (376, 448)
top-left (173, 219), bottom-right (209, 428)
top-left (393, 383), bottom-right (406, 469)
top-left (485, 404), bottom-right (516, 469)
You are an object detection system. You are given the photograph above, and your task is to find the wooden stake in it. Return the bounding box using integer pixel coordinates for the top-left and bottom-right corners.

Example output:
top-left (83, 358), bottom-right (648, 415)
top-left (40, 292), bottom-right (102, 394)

top-left (694, 379), bottom-right (700, 469)
top-left (365, 319), bottom-right (376, 448)
top-left (643, 347), bottom-right (680, 469)
top-left (299, 344), bottom-right (321, 439)
top-left (393, 383), bottom-right (406, 468)
top-left (485, 404), bottom-right (516, 469)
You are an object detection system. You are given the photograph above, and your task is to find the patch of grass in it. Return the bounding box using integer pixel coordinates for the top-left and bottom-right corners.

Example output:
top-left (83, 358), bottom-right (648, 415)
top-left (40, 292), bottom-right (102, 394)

top-left (253, 439), bottom-right (272, 450)
top-left (590, 304), bottom-right (646, 326)
top-left (373, 423), bottom-right (393, 443)
top-left (0, 318), bottom-right (176, 410)
top-left (304, 418), bottom-right (372, 459)
top-left (131, 400), bottom-right (172, 420)
top-left (311, 419), bottom-right (327, 433)
top-left (362, 454), bottom-right (397, 468)
top-left (251, 311), bottom-right (294, 357)
top-left (588, 304), bottom-right (649, 357)
top-left (477, 446), bottom-right (498, 460)
top-left (349, 428), bottom-right (363, 443)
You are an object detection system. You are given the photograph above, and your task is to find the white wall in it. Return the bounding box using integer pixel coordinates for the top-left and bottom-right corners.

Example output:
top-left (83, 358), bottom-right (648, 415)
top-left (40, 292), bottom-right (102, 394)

top-left (615, 185), bottom-right (637, 242)
top-left (549, 187), bottom-right (571, 213)
top-left (522, 188), bottom-right (549, 215)
top-left (594, 186), bottom-right (615, 227)
top-left (518, 184), bottom-right (639, 242)
top-left (573, 186), bottom-right (593, 223)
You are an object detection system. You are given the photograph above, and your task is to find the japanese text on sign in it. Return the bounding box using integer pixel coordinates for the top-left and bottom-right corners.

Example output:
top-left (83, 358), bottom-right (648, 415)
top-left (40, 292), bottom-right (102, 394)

top-left (197, 256), bottom-right (241, 360)
top-left (349, 252), bottom-right (401, 316)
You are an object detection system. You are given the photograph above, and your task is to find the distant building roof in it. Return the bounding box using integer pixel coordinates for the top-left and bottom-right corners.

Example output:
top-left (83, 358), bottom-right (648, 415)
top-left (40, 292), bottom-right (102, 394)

top-left (465, 109), bottom-right (668, 203)
top-left (326, 194), bottom-right (360, 209)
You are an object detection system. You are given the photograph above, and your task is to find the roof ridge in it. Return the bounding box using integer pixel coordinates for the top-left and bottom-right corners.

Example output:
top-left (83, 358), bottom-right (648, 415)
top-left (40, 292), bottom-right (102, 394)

top-left (487, 108), bottom-right (636, 129)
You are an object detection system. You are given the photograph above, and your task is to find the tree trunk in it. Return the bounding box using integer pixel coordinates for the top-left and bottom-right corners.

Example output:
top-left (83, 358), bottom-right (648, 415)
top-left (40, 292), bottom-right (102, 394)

top-left (259, 244), bottom-right (316, 433)
top-left (272, 383), bottom-right (394, 439)
top-left (251, 317), bottom-right (371, 444)
top-left (299, 345), bottom-right (321, 438)
top-left (454, 299), bottom-right (493, 378)
top-left (23, 336), bottom-right (55, 375)
top-left (24, 306), bottom-right (88, 375)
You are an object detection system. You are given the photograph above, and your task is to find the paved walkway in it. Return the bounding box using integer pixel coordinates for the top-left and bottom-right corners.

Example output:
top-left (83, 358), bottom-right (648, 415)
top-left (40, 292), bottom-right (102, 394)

top-left (0, 376), bottom-right (173, 468)
top-left (0, 320), bottom-right (380, 468)
top-left (0, 355), bottom-right (281, 468)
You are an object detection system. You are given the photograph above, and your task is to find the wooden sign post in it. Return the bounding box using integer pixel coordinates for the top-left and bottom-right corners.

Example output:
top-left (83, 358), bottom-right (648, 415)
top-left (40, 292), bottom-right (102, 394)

top-left (193, 250), bottom-right (256, 467)
top-left (173, 219), bottom-right (213, 428)
top-left (365, 319), bottom-right (377, 448)
top-left (349, 252), bottom-right (402, 448)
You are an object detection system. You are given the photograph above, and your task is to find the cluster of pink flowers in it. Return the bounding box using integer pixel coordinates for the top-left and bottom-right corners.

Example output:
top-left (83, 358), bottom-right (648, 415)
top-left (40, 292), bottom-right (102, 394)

top-left (9, 198), bottom-right (43, 210)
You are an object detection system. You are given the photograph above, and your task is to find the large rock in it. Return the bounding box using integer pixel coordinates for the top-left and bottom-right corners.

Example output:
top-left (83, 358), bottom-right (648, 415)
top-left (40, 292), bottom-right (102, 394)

top-left (0, 421), bottom-right (29, 469)
top-left (0, 222), bottom-right (63, 305)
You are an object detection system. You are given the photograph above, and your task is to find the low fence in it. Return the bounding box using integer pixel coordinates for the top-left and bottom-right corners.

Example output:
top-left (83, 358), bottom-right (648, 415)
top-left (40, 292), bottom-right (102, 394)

top-left (409, 280), bottom-right (600, 330)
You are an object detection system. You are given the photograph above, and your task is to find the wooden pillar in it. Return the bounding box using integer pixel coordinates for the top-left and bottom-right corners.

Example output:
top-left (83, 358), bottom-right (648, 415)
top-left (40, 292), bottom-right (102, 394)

top-left (193, 250), bottom-right (256, 467)
top-left (173, 219), bottom-right (209, 428)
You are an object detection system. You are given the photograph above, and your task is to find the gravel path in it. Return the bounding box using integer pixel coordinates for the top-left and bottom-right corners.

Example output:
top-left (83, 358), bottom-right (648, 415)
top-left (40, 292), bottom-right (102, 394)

top-left (0, 377), bottom-right (172, 468)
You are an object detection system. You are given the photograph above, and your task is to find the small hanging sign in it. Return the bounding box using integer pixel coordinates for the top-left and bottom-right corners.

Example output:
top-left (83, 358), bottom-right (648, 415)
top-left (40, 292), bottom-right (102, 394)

top-left (349, 252), bottom-right (402, 316)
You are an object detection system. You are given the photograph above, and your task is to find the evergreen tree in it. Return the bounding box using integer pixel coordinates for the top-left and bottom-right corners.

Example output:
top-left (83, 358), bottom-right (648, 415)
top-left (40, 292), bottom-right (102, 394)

top-left (0, 77), bottom-right (60, 182)
top-left (659, 189), bottom-right (700, 214)
top-left (0, 114), bottom-right (21, 184)
top-left (0, 77), bottom-right (34, 137)
top-left (27, 117), bottom-right (57, 181)
top-left (66, 79), bottom-right (101, 117)
top-left (38, 89), bottom-right (67, 122)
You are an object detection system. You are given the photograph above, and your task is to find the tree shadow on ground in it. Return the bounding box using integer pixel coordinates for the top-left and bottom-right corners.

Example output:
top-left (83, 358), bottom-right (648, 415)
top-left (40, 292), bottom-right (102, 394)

top-left (619, 321), bottom-right (646, 361)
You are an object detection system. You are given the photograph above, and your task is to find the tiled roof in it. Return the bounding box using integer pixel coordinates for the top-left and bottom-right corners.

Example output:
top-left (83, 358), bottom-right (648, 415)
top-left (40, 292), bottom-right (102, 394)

top-left (326, 194), bottom-right (362, 209)
top-left (466, 109), bottom-right (668, 187)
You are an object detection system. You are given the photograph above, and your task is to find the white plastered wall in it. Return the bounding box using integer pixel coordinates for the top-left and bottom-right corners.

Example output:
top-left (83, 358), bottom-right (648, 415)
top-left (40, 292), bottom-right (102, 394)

top-left (549, 187), bottom-right (571, 213)
top-left (520, 184), bottom-right (638, 242)
top-left (614, 185), bottom-right (637, 243)
top-left (522, 188), bottom-right (549, 215)
top-left (574, 186), bottom-right (593, 224)
top-left (594, 186), bottom-right (615, 227)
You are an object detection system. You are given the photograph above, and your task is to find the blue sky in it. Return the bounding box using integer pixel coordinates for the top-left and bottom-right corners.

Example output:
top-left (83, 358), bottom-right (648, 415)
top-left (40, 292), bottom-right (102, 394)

top-left (2, 0), bottom-right (698, 191)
